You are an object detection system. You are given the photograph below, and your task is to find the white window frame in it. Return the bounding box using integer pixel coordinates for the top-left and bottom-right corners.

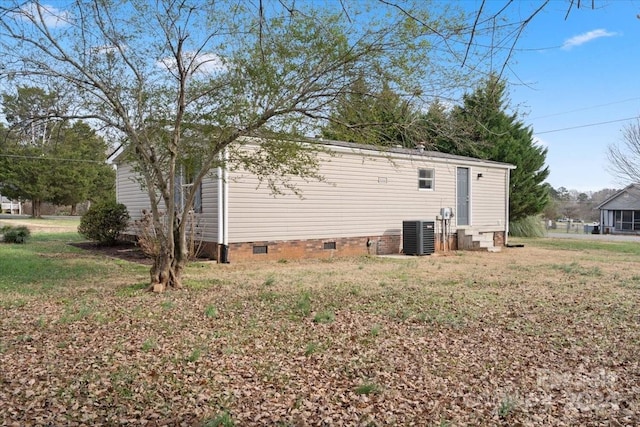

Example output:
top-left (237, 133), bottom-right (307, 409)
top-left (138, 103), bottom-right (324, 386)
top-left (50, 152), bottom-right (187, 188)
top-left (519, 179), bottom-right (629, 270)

top-left (175, 164), bottom-right (203, 214)
top-left (418, 168), bottom-right (435, 190)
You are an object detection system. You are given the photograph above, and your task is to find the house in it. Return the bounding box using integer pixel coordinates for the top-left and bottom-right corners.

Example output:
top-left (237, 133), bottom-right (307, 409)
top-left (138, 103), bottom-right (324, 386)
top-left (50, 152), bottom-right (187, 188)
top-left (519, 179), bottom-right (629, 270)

top-left (596, 184), bottom-right (640, 234)
top-left (116, 138), bottom-right (515, 262)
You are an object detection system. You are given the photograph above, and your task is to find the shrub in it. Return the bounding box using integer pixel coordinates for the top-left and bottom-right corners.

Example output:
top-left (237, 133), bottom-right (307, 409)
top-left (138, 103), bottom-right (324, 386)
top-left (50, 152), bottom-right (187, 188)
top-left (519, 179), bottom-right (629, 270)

top-left (132, 209), bottom-right (161, 257)
top-left (78, 201), bottom-right (130, 245)
top-left (132, 209), bottom-right (205, 260)
top-left (1, 225), bottom-right (31, 243)
top-left (509, 215), bottom-right (546, 238)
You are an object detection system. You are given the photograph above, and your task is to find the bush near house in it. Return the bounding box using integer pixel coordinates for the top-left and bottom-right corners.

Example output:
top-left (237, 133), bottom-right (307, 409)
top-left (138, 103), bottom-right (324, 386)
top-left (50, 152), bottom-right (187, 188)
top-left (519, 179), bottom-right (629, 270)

top-left (78, 201), bottom-right (130, 246)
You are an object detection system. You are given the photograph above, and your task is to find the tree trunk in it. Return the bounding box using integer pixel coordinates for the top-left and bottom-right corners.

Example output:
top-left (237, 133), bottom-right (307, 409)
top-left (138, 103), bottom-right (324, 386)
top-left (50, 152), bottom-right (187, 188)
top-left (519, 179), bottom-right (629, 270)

top-left (149, 250), bottom-right (184, 292)
top-left (148, 218), bottom-right (187, 292)
top-left (32, 199), bottom-right (42, 218)
top-left (70, 204), bottom-right (77, 216)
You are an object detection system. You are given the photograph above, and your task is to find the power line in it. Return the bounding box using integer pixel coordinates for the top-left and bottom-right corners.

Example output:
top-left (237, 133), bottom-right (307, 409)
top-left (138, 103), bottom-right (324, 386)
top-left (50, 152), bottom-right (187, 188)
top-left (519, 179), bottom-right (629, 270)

top-left (530, 97), bottom-right (640, 120)
top-left (534, 116), bottom-right (639, 135)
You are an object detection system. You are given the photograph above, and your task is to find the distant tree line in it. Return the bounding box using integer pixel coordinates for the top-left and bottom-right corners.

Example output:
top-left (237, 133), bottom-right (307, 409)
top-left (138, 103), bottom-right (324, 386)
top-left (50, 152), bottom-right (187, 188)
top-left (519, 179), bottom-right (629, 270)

top-left (0, 87), bottom-right (115, 217)
top-left (544, 186), bottom-right (619, 223)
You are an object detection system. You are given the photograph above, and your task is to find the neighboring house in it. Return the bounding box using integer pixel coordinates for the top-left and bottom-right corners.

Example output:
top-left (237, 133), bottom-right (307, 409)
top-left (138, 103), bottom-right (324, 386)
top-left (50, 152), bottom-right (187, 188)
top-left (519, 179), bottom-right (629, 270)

top-left (0, 194), bottom-right (21, 215)
top-left (596, 184), bottom-right (640, 234)
top-left (116, 138), bottom-right (515, 262)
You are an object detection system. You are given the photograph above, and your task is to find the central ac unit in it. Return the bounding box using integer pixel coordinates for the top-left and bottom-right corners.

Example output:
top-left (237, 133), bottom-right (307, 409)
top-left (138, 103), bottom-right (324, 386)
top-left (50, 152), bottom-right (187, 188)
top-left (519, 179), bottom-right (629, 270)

top-left (402, 220), bottom-right (435, 255)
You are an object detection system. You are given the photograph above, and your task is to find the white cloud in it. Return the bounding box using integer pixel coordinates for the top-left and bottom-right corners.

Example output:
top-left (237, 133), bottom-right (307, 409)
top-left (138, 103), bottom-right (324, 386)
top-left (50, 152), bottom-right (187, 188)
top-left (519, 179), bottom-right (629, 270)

top-left (159, 52), bottom-right (227, 76)
top-left (90, 45), bottom-right (119, 55)
top-left (18, 2), bottom-right (71, 28)
top-left (562, 29), bottom-right (617, 50)
top-left (190, 53), bottom-right (227, 74)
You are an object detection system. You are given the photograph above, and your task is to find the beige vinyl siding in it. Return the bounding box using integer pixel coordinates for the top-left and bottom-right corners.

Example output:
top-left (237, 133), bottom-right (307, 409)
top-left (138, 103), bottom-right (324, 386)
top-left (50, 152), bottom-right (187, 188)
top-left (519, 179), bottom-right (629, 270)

top-left (227, 148), bottom-right (507, 243)
top-left (469, 166), bottom-right (508, 230)
top-left (115, 141), bottom-right (511, 246)
top-left (116, 163), bottom-right (151, 221)
top-left (116, 163), bottom-right (219, 241)
top-left (198, 177), bottom-right (219, 242)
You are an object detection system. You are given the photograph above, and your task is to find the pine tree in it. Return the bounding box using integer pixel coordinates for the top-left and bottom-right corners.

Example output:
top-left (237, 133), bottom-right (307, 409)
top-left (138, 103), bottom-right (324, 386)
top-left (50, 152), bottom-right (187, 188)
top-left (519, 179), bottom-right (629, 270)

top-left (48, 122), bottom-right (114, 214)
top-left (322, 77), bottom-right (421, 148)
top-left (448, 74), bottom-right (550, 221)
top-left (0, 88), bottom-right (114, 216)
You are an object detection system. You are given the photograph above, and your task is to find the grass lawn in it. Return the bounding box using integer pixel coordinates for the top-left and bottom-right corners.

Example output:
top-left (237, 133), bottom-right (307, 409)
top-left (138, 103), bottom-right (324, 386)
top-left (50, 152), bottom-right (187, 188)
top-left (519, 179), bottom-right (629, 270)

top-left (1, 229), bottom-right (639, 425)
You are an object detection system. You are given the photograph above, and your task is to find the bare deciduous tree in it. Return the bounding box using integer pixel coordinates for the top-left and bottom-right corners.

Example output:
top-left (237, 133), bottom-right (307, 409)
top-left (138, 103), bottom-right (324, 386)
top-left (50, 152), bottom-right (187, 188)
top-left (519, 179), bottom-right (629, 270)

top-left (607, 120), bottom-right (640, 184)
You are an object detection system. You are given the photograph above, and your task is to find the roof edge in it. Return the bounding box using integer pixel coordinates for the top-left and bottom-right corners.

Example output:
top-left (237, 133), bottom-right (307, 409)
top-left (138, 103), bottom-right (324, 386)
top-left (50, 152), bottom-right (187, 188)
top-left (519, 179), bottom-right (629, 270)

top-left (595, 183), bottom-right (639, 209)
top-left (113, 135), bottom-right (517, 170)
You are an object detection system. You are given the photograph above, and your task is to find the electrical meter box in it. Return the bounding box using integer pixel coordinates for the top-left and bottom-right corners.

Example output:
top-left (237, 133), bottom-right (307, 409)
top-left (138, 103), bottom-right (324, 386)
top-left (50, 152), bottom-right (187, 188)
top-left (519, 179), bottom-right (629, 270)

top-left (440, 207), bottom-right (452, 220)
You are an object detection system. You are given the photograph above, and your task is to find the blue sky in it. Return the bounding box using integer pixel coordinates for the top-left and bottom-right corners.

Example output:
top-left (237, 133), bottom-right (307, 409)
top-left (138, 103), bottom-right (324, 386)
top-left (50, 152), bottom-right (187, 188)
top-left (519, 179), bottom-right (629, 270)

top-left (475, 0), bottom-right (640, 192)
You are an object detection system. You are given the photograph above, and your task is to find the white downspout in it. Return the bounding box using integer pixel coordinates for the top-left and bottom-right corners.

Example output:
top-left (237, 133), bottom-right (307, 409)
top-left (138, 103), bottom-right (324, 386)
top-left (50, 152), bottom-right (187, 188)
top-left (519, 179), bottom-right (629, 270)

top-left (505, 168), bottom-right (511, 245)
top-left (223, 148), bottom-right (229, 248)
top-left (217, 156), bottom-right (223, 251)
top-left (216, 148), bottom-right (230, 263)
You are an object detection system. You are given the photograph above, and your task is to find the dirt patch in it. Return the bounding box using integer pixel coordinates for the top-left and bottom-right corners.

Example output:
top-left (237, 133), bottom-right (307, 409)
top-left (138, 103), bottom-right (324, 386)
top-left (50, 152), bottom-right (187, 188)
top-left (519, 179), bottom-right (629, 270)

top-left (0, 218), bottom-right (78, 233)
top-left (70, 241), bottom-right (153, 265)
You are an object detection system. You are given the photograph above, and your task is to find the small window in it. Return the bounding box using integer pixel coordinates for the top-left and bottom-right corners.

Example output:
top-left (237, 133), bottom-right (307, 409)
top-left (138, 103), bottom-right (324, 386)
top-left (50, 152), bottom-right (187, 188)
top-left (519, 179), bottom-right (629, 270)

top-left (253, 245), bottom-right (268, 254)
top-left (418, 168), bottom-right (434, 190)
top-left (323, 242), bottom-right (336, 250)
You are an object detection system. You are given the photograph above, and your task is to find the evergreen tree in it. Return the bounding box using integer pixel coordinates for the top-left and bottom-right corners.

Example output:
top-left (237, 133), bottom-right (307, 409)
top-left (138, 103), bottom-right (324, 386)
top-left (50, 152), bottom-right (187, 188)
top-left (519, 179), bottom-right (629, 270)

top-left (322, 78), bottom-right (422, 148)
top-left (422, 100), bottom-right (464, 153)
top-left (0, 88), bottom-right (114, 216)
top-left (0, 134), bottom-right (54, 217)
top-left (0, 87), bottom-right (63, 216)
top-left (89, 166), bottom-right (116, 205)
top-left (446, 74), bottom-right (550, 221)
top-left (48, 122), bottom-right (114, 214)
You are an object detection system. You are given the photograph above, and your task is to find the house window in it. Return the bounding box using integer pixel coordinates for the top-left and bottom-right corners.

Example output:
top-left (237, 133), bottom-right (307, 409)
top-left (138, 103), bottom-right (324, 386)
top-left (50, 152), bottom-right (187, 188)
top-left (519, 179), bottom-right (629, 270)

top-left (418, 168), bottom-right (434, 190)
top-left (175, 160), bottom-right (202, 213)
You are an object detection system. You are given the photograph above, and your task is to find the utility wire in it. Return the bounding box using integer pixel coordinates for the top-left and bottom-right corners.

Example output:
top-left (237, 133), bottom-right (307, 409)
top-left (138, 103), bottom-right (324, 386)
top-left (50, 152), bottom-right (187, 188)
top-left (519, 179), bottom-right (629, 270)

top-left (530, 97), bottom-right (640, 120)
top-left (0, 154), bottom-right (106, 163)
top-left (534, 116), bottom-right (638, 135)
